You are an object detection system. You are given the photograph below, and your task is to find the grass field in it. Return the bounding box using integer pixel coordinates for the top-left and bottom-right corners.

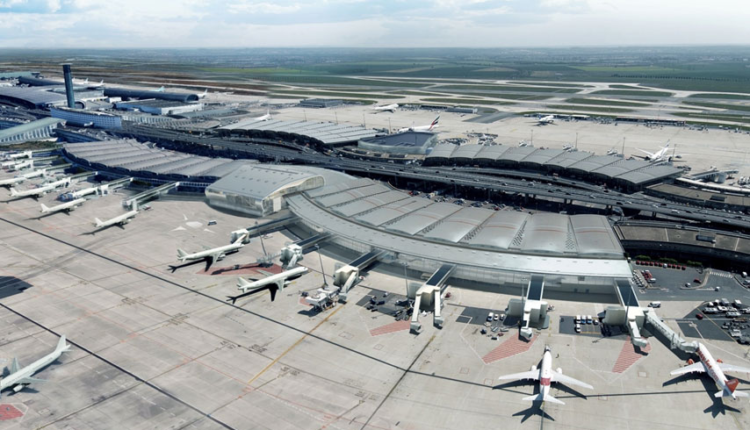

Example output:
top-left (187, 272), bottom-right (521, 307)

top-left (546, 105), bottom-right (634, 114)
top-left (421, 97), bottom-right (515, 106)
top-left (508, 81), bottom-right (591, 88)
top-left (590, 89), bottom-right (673, 97)
top-left (609, 84), bottom-right (646, 90)
top-left (573, 65), bottom-right (679, 73)
top-left (681, 101), bottom-right (750, 112)
top-left (672, 112), bottom-right (750, 124)
top-left (565, 98), bottom-right (650, 107)
top-left (273, 90), bottom-right (403, 99)
top-left (686, 93), bottom-right (750, 100)
top-left (436, 84), bottom-right (580, 93)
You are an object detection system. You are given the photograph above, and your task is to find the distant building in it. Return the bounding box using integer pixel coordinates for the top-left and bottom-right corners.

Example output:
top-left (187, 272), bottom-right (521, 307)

top-left (358, 131), bottom-right (438, 155)
top-left (205, 164), bottom-right (327, 216)
top-left (114, 99), bottom-right (203, 116)
top-left (0, 117), bottom-right (65, 145)
top-left (299, 98), bottom-right (343, 108)
top-left (51, 107), bottom-right (122, 129)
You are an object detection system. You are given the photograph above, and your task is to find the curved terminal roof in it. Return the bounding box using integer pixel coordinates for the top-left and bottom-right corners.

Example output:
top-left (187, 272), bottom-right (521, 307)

top-left (299, 178), bottom-right (625, 261)
top-left (422, 207), bottom-right (493, 243)
top-left (0, 117), bottom-right (64, 141)
top-left (103, 88), bottom-right (200, 103)
top-left (356, 198), bottom-right (433, 226)
top-left (220, 119), bottom-right (377, 146)
top-left (207, 164), bottom-right (323, 201)
top-left (63, 139), bottom-right (252, 181)
top-left (425, 143), bottom-right (682, 186)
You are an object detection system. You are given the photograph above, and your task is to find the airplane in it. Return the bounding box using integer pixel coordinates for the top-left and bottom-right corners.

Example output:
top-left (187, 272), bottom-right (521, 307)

top-left (176, 233), bottom-right (248, 270)
top-left (93, 209), bottom-right (138, 229)
top-left (562, 144), bottom-right (574, 151)
top-left (372, 103), bottom-right (398, 113)
top-left (0, 335), bottom-right (71, 396)
top-left (537, 115), bottom-right (555, 125)
top-left (7, 159), bottom-right (33, 172)
top-left (229, 266), bottom-right (309, 304)
top-left (2, 150), bottom-right (32, 161)
top-left (73, 77), bottom-right (89, 85)
top-left (252, 110), bottom-right (271, 121)
top-left (0, 176), bottom-right (26, 187)
top-left (635, 142), bottom-right (670, 162)
top-left (40, 198), bottom-right (86, 215)
top-left (607, 148), bottom-right (619, 156)
top-left (68, 186), bottom-right (101, 199)
top-left (155, 86), bottom-right (165, 92)
top-left (497, 345), bottom-right (593, 405)
top-left (9, 177), bottom-right (70, 199)
top-left (397, 116), bottom-right (439, 133)
top-left (196, 89), bottom-right (208, 99)
top-left (669, 342), bottom-right (750, 401)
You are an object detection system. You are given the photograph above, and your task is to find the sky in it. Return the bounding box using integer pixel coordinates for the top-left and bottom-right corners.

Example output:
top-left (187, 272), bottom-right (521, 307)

top-left (0, 0), bottom-right (747, 48)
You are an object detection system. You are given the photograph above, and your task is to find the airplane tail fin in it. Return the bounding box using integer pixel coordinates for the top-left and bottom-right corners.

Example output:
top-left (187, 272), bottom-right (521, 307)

top-left (9, 187), bottom-right (18, 197)
top-left (94, 218), bottom-right (103, 227)
top-left (522, 393), bottom-right (565, 405)
top-left (429, 116), bottom-right (440, 130)
top-left (237, 277), bottom-right (252, 292)
top-left (727, 378), bottom-right (740, 393)
top-left (177, 249), bottom-right (188, 259)
top-left (56, 335), bottom-right (71, 353)
top-left (40, 203), bottom-right (49, 213)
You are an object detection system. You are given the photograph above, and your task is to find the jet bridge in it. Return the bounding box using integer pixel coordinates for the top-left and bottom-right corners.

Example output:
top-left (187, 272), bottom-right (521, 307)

top-left (333, 249), bottom-right (386, 302)
top-left (124, 181), bottom-right (179, 210)
top-left (507, 275), bottom-right (550, 341)
top-left (230, 215), bottom-right (298, 244)
top-left (278, 232), bottom-right (331, 269)
top-left (409, 264), bottom-right (455, 333)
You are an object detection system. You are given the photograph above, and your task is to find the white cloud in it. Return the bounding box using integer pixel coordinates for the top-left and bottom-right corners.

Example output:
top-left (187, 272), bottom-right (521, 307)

top-left (228, 1), bottom-right (302, 14)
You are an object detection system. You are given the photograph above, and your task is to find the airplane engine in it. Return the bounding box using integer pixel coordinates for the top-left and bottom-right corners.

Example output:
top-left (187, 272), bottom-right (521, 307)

top-left (717, 359), bottom-right (723, 363)
top-left (556, 367), bottom-right (562, 374)
top-left (13, 384), bottom-right (24, 393)
top-left (530, 365), bottom-right (537, 372)
top-left (687, 358), bottom-right (695, 365)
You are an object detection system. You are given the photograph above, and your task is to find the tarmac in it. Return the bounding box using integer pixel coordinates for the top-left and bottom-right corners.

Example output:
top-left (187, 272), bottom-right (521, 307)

top-left (0, 177), bottom-right (750, 429)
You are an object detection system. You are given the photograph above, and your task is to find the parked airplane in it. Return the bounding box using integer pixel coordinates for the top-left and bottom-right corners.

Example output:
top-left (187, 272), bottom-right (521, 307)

top-left (398, 116), bottom-right (439, 133)
top-left (93, 209), bottom-right (138, 229)
top-left (176, 233), bottom-right (248, 270)
top-left (9, 177), bottom-right (70, 199)
top-left (497, 345), bottom-right (593, 405)
top-left (670, 342), bottom-right (750, 401)
top-left (155, 86), bottom-right (165, 92)
top-left (7, 159), bottom-right (33, 172)
top-left (372, 103), bottom-right (398, 113)
top-left (40, 198), bottom-right (86, 215)
top-left (538, 115), bottom-right (555, 125)
top-left (197, 89), bottom-right (208, 99)
top-left (2, 150), bottom-right (32, 161)
top-left (68, 186), bottom-right (101, 199)
top-left (635, 142), bottom-right (670, 162)
top-left (229, 266), bottom-right (309, 304)
top-left (87, 79), bottom-right (105, 88)
top-left (0, 335), bottom-right (71, 396)
top-left (0, 176), bottom-right (26, 187)
top-left (253, 110), bottom-right (271, 121)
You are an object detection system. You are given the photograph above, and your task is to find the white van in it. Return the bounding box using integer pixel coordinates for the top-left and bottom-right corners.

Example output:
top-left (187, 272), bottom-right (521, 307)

top-left (575, 315), bottom-right (581, 323)
top-left (648, 302), bottom-right (662, 308)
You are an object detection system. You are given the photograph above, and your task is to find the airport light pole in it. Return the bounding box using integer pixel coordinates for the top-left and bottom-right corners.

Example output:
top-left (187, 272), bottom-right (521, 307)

top-left (401, 261), bottom-right (409, 293)
top-left (316, 245), bottom-right (327, 286)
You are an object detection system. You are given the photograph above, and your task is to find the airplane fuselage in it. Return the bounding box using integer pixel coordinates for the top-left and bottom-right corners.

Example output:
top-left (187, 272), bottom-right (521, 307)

top-left (179, 242), bottom-right (244, 262)
top-left (95, 210), bottom-right (138, 228)
top-left (0, 341), bottom-right (67, 393)
top-left (696, 343), bottom-right (732, 398)
top-left (41, 198), bottom-right (86, 214)
top-left (539, 350), bottom-right (553, 399)
top-left (237, 266), bottom-right (308, 293)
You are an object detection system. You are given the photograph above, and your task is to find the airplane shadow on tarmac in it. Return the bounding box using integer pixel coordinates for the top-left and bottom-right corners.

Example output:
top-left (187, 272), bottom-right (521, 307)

top-left (0, 276), bottom-right (33, 300)
top-left (663, 373), bottom-right (743, 417)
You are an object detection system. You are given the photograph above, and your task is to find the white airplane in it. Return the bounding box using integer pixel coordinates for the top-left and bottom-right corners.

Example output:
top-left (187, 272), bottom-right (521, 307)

top-left (398, 116), bottom-right (439, 133)
top-left (155, 86), bottom-right (165, 92)
top-left (229, 266), bottom-right (309, 303)
top-left (176, 234), bottom-right (248, 270)
top-left (498, 345), bottom-right (593, 405)
top-left (40, 198), bottom-right (86, 215)
top-left (635, 142), bottom-right (670, 162)
top-left (93, 209), bottom-right (138, 229)
top-left (0, 335), bottom-right (71, 396)
top-left (252, 110), bottom-right (271, 121)
top-left (670, 342), bottom-right (750, 401)
top-left (73, 77), bottom-right (89, 85)
top-left (372, 103), bottom-right (398, 113)
top-left (68, 186), bottom-right (100, 199)
top-left (197, 89), bottom-right (208, 99)
top-left (0, 176), bottom-right (26, 187)
top-left (538, 115), bottom-right (555, 124)
top-left (2, 150), bottom-right (32, 161)
top-left (7, 159), bottom-right (33, 172)
top-left (9, 177), bottom-right (70, 199)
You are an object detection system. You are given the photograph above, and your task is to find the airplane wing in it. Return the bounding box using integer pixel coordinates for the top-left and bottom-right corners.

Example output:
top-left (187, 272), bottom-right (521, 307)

top-left (635, 149), bottom-right (654, 157)
top-left (718, 363), bottom-right (750, 374)
top-left (257, 270), bottom-right (274, 277)
top-left (670, 362), bottom-right (705, 376)
top-left (551, 371), bottom-right (593, 390)
top-left (497, 370), bottom-right (539, 382)
top-left (19, 377), bottom-right (47, 384)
